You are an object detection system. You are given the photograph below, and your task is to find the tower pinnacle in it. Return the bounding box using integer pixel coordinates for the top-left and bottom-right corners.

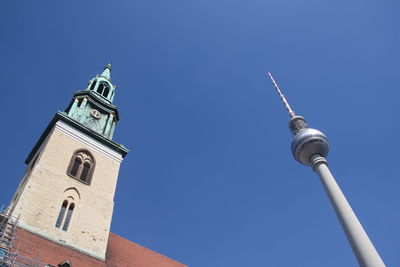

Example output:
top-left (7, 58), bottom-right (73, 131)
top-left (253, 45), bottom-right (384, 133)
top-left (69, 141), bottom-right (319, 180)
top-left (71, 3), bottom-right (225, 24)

top-left (267, 72), bottom-right (295, 118)
top-left (101, 62), bottom-right (112, 80)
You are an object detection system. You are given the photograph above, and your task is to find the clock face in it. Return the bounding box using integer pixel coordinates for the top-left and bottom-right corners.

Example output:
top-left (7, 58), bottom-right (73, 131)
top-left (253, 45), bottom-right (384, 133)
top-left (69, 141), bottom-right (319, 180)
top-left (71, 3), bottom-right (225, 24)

top-left (90, 109), bottom-right (101, 119)
top-left (86, 116), bottom-right (102, 133)
top-left (83, 107), bottom-right (107, 134)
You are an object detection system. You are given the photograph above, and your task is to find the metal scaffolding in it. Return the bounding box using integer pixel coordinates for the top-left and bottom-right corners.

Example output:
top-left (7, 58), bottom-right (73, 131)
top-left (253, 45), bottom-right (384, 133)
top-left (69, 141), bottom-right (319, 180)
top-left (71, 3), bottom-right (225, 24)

top-left (0, 210), bottom-right (46, 267)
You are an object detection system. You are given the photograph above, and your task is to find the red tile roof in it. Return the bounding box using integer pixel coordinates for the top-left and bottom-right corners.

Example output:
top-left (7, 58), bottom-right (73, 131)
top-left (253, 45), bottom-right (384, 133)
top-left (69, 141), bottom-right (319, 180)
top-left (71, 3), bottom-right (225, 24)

top-left (15, 228), bottom-right (187, 267)
top-left (106, 233), bottom-right (187, 267)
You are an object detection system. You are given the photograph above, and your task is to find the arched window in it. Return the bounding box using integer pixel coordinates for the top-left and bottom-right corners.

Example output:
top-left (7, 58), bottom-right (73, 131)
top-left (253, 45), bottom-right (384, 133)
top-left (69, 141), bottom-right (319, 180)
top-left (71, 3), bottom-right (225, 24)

top-left (96, 82), bottom-right (110, 98)
top-left (55, 200), bottom-right (68, 228)
top-left (67, 150), bottom-right (95, 185)
top-left (55, 189), bottom-right (80, 232)
top-left (55, 200), bottom-right (75, 231)
top-left (62, 203), bottom-right (74, 231)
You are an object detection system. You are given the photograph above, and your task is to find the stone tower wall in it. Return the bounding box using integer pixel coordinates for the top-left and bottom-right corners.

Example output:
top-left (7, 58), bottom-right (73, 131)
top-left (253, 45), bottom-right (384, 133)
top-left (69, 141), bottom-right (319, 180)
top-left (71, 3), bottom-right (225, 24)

top-left (11, 120), bottom-right (124, 260)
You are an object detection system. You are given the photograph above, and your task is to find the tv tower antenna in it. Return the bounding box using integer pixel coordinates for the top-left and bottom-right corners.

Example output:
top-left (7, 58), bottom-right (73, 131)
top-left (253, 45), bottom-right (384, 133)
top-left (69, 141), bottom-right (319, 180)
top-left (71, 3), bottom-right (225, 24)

top-left (267, 72), bottom-right (385, 267)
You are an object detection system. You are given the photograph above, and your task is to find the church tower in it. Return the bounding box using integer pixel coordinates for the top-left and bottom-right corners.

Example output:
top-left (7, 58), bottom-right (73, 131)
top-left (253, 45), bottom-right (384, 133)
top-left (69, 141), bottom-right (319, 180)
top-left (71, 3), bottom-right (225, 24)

top-left (8, 63), bottom-right (128, 261)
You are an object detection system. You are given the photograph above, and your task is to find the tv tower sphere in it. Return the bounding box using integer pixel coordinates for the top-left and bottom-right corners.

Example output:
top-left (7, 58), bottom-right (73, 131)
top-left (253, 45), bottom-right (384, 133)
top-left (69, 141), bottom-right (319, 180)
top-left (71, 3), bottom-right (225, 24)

top-left (289, 116), bottom-right (329, 165)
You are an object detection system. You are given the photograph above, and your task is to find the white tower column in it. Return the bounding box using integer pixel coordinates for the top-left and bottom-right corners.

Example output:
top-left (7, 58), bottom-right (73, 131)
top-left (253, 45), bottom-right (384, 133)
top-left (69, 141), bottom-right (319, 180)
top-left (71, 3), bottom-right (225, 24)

top-left (311, 155), bottom-right (385, 267)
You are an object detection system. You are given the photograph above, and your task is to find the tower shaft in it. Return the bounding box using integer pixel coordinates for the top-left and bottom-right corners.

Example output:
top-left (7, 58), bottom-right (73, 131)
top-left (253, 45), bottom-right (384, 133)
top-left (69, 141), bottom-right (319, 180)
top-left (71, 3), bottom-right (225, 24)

top-left (311, 155), bottom-right (385, 267)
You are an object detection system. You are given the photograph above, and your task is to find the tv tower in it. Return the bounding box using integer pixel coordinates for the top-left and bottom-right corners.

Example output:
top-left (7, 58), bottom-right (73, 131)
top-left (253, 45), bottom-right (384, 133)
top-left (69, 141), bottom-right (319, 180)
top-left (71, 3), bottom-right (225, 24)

top-left (267, 72), bottom-right (385, 267)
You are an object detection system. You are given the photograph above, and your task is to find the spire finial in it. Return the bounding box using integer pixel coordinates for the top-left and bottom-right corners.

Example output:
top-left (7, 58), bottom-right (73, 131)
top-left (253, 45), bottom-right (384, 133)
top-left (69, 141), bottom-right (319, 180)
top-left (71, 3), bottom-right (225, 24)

top-left (267, 71), bottom-right (295, 118)
top-left (101, 62), bottom-right (112, 80)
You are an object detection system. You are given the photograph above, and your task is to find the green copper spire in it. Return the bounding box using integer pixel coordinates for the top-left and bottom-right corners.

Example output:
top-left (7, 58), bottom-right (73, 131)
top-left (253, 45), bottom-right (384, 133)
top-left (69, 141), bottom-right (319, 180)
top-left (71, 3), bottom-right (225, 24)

top-left (85, 63), bottom-right (116, 103)
top-left (65, 64), bottom-right (120, 140)
top-left (101, 62), bottom-right (112, 80)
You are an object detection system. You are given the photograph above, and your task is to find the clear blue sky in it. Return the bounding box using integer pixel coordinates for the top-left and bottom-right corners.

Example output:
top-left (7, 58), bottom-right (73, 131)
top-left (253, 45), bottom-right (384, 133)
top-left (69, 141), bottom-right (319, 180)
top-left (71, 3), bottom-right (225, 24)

top-left (1, 1), bottom-right (399, 266)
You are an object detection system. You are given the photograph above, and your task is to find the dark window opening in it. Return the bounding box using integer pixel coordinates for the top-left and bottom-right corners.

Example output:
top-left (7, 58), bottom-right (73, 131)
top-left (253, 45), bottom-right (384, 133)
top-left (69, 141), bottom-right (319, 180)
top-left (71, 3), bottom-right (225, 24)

top-left (70, 157), bottom-right (81, 177)
top-left (103, 86), bottom-right (110, 98)
top-left (62, 203), bottom-right (74, 231)
top-left (55, 201), bottom-right (68, 228)
top-left (80, 162), bottom-right (91, 182)
top-left (89, 81), bottom-right (96, 91)
top-left (97, 84), bottom-right (104, 94)
top-left (57, 260), bottom-right (72, 267)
